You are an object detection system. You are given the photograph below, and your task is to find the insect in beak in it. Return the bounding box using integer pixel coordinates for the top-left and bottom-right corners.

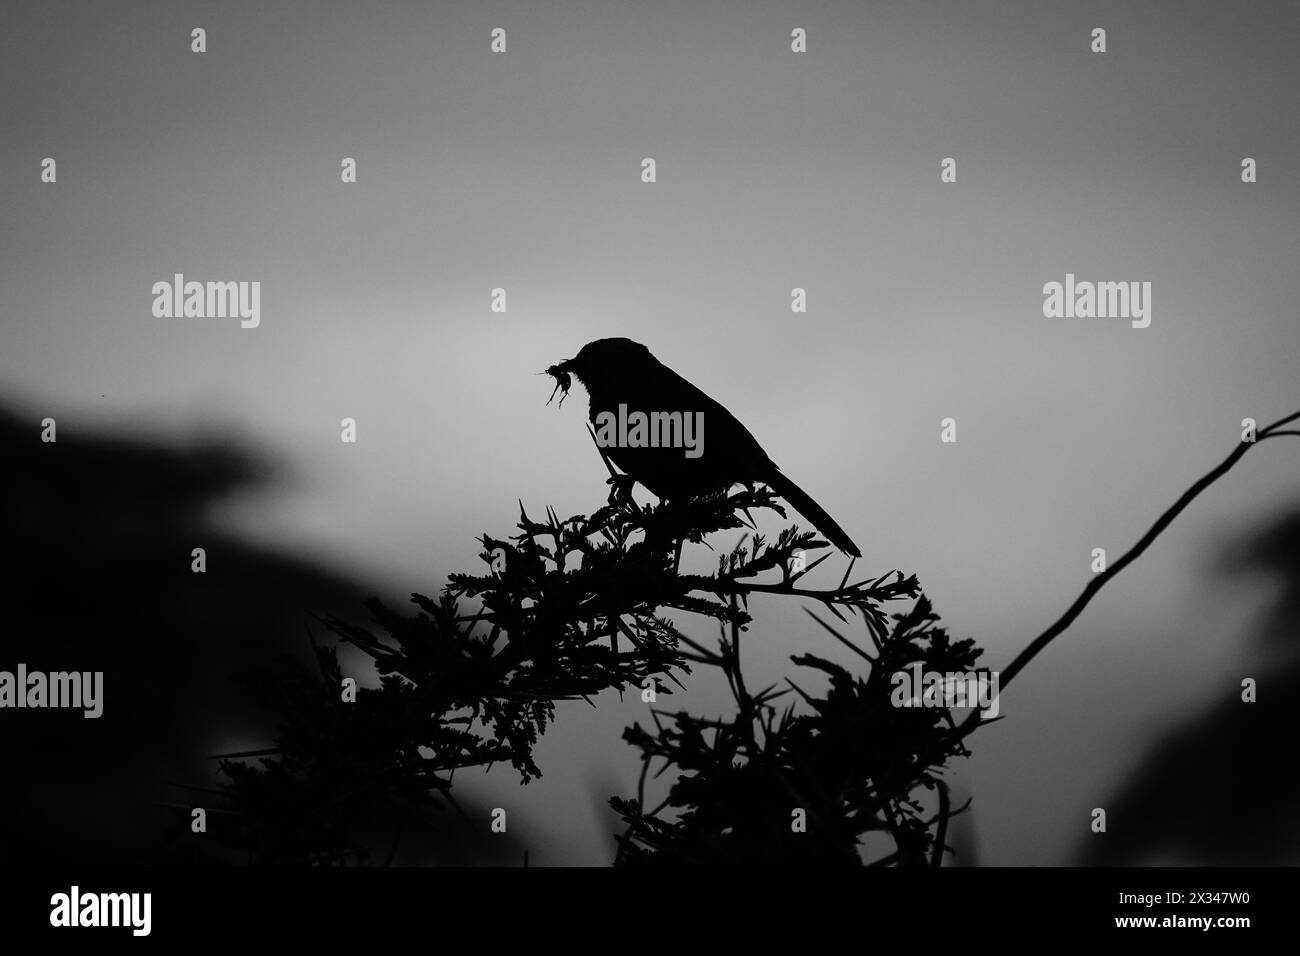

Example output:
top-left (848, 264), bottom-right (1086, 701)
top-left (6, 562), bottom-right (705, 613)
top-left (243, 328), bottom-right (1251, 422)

top-left (544, 361), bottom-right (573, 408)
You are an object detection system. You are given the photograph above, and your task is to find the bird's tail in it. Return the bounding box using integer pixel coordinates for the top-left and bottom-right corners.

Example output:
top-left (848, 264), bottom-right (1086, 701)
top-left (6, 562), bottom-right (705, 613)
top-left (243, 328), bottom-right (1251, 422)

top-left (763, 469), bottom-right (862, 558)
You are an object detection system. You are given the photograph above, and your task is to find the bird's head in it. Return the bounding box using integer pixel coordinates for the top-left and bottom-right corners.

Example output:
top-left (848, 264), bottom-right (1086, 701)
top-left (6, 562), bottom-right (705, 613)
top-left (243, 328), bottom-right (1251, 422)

top-left (544, 337), bottom-right (654, 406)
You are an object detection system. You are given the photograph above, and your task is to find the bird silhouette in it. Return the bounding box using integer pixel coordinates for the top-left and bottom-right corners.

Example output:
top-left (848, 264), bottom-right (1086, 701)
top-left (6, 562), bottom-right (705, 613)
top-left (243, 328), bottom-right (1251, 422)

top-left (546, 337), bottom-right (861, 557)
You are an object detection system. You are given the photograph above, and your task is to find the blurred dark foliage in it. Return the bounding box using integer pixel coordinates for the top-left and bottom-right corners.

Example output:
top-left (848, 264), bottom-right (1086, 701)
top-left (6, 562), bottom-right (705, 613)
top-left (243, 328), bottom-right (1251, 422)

top-left (1079, 506), bottom-right (1300, 865)
top-left (0, 401), bottom-right (516, 865)
top-left (219, 480), bottom-right (986, 866)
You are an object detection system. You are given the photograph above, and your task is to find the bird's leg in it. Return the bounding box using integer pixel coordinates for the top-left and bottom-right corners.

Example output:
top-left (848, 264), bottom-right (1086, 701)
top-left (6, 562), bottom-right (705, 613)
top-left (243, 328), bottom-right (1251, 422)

top-left (587, 423), bottom-right (639, 510)
top-left (606, 472), bottom-right (637, 507)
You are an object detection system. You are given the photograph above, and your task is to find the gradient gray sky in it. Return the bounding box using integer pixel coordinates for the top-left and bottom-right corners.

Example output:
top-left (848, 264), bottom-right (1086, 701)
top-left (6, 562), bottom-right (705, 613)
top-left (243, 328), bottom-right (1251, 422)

top-left (2, 0), bottom-right (1297, 863)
